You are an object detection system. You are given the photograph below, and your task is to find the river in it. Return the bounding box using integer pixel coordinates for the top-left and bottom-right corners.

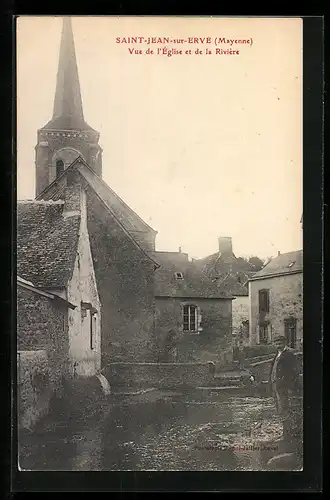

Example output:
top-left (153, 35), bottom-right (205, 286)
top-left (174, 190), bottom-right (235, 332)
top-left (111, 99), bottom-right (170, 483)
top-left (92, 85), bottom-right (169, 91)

top-left (19, 391), bottom-right (293, 471)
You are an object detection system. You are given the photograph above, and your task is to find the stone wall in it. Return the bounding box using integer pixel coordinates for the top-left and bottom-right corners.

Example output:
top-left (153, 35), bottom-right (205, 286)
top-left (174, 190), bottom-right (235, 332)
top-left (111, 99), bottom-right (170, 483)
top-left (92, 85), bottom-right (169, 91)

top-left (17, 285), bottom-right (69, 392)
top-left (155, 297), bottom-right (233, 365)
top-left (87, 189), bottom-right (157, 364)
top-left (104, 362), bottom-right (216, 389)
top-left (35, 142), bottom-right (51, 197)
top-left (17, 350), bottom-right (52, 431)
top-left (249, 273), bottom-right (303, 346)
top-left (232, 295), bottom-right (249, 338)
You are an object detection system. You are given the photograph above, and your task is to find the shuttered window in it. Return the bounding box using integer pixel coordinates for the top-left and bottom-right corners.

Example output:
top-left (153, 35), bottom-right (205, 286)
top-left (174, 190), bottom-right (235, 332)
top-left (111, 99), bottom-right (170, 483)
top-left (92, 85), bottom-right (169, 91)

top-left (259, 289), bottom-right (270, 313)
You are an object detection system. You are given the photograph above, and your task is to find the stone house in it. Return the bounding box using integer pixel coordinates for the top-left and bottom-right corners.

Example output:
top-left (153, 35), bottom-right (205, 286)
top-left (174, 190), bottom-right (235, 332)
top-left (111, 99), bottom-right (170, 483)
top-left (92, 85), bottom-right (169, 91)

top-left (17, 276), bottom-right (76, 394)
top-left (153, 250), bottom-right (234, 364)
top-left (17, 198), bottom-right (101, 383)
top-left (17, 276), bottom-right (77, 430)
top-left (248, 250), bottom-right (303, 348)
top-left (195, 237), bottom-right (255, 344)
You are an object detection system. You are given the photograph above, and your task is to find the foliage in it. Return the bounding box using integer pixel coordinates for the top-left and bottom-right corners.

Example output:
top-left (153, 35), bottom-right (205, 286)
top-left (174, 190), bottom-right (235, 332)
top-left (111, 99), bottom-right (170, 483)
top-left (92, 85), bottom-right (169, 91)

top-left (237, 255), bottom-right (265, 272)
top-left (248, 256), bottom-right (265, 271)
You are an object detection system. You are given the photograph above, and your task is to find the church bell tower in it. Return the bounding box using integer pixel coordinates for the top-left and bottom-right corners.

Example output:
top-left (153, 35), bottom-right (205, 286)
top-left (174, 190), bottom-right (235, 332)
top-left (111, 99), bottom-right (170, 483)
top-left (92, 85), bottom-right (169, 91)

top-left (35, 17), bottom-right (103, 197)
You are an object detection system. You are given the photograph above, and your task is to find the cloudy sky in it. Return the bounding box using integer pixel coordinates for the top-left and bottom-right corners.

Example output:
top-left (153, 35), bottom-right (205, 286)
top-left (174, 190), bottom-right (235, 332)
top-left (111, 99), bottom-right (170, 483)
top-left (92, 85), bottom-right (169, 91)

top-left (17, 16), bottom-right (303, 260)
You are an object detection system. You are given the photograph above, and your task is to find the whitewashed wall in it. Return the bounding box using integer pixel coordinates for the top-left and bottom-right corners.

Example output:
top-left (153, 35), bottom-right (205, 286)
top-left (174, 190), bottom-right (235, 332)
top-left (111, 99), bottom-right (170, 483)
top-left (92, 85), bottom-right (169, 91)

top-left (67, 188), bottom-right (101, 377)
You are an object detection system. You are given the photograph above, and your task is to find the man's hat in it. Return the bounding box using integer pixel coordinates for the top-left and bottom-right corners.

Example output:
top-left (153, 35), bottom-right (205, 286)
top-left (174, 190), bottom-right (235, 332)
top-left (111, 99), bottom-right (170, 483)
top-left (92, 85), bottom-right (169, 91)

top-left (273, 335), bottom-right (287, 342)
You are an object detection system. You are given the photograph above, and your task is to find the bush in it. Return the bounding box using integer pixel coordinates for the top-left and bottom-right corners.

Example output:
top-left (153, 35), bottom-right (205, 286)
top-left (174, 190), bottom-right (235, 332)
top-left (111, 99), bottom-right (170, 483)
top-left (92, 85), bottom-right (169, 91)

top-left (243, 344), bottom-right (276, 358)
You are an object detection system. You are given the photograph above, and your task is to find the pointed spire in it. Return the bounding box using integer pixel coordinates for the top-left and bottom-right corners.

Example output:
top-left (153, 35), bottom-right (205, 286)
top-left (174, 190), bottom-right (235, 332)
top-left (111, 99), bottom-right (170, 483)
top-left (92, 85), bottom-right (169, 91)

top-left (43, 17), bottom-right (93, 131)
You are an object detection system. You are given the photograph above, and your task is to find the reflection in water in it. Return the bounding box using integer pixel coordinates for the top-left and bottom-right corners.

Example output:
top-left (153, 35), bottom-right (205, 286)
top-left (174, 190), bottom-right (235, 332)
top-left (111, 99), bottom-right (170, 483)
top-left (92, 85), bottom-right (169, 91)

top-left (20, 394), bottom-right (286, 471)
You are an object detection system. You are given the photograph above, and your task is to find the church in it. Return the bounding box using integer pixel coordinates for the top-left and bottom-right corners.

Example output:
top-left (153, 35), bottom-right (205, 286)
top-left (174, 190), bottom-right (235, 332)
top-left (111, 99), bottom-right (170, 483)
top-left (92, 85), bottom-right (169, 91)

top-left (18, 18), bottom-right (234, 377)
top-left (19, 18), bottom-right (160, 368)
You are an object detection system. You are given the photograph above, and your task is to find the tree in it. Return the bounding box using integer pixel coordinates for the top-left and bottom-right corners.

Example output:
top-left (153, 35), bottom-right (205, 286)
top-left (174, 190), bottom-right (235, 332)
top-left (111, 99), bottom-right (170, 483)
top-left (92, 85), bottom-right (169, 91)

top-left (248, 256), bottom-right (265, 271)
top-left (237, 255), bottom-right (266, 272)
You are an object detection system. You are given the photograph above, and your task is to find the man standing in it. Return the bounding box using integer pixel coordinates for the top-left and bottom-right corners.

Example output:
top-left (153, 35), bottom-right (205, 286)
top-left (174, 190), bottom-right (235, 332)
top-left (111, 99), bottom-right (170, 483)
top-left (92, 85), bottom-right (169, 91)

top-left (269, 335), bottom-right (302, 439)
top-left (233, 338), bottom-right (245, 369)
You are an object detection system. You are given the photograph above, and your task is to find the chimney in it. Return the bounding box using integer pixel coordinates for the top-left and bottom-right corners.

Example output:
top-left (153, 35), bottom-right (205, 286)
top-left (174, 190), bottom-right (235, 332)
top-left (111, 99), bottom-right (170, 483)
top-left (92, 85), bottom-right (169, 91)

top-left (218, 237), bottom-right (233, 254)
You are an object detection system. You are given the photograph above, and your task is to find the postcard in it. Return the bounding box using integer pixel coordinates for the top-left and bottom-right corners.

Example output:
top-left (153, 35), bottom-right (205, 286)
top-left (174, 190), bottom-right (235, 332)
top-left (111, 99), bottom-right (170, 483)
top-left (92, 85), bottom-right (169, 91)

top-left (16, 16), bottom-right (304, 473)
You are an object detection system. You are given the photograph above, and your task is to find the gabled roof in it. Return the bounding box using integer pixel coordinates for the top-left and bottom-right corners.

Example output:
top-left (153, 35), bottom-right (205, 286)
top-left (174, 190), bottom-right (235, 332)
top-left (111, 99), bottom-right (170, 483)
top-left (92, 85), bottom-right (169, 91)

top-left (153, 251), bottom-right (233, 299)
top-left (76, 160), bottom-right (157, 234)
top-left (36, 157), bottom-right (159, 268)
top-left (250, 250), bottom-right (303, 280)
top-left (37, 157), bottom-right (157, 235)
top-left (17, 200), bottom-right (80, 288)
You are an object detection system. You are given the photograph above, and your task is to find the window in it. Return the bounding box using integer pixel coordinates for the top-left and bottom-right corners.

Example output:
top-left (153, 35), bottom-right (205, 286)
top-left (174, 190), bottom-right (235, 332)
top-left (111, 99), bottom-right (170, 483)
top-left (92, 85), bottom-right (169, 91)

top-left (90, 312), bottom-right (97, 350)
top-left (175, 272), bottom-right (184, 280)
top-left (183, 305), bottom-right (198, 332)
top-left (56, 159), bottom-right (64, 177)
top-left (284, 317), bottom-right (297, 348)
top-left (259, 289), bottom-right (270, 313)
top-left (81, 302), bottom-right (98, 350)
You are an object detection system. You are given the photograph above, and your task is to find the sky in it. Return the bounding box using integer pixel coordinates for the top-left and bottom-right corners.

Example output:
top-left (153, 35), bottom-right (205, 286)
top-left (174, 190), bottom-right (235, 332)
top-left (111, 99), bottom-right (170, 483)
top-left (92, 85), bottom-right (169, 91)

top-left (16, 16), bottom-right (303, 260)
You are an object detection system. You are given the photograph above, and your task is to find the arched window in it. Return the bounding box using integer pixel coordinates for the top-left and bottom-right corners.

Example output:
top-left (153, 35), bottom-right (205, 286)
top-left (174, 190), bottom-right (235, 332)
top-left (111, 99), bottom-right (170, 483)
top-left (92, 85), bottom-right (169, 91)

top-left (56, 159), bottom-right (64, 177)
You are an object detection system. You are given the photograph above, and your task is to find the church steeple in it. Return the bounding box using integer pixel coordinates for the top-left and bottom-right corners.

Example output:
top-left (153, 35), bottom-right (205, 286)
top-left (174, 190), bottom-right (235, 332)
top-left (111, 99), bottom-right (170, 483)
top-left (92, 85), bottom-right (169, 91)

top-left (44, 17), bottom-right (90, 131)
top-left (35, 17), bottom-right (102, 197)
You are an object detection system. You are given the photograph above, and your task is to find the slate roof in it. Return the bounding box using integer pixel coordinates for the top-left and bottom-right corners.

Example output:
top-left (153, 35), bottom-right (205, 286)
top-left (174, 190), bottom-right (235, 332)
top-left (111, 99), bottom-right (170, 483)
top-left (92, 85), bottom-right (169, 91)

top-left (17, 201), bottom-right (80, 288)
top-left (41, 116), bottom-right (97, 133)
top-left (195, 251), bottom-right (254, 296)
top-left (210, 273), bottom-right (250, 296)
top-left (76, 161), bottom-right (157, 234)
top-left (197, 251), bottom-right (254, 274)
top-left (153, 251), bottom-right (233, 299)
top-left (38, 158), bottom-right (157, 236)
top-left (250, 250), bottom-right (303, 280)
top-left (36, 157), bottom-right (159, 268)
